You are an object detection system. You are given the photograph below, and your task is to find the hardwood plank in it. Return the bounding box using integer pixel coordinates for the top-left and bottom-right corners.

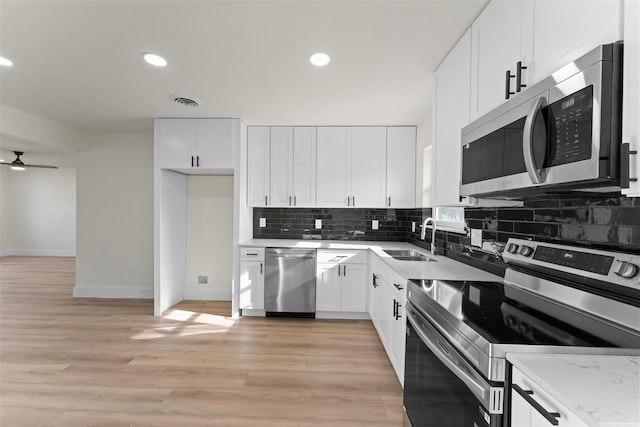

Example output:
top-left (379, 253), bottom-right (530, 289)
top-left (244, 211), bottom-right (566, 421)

top-left (0, 256), bottom-right (404, 425)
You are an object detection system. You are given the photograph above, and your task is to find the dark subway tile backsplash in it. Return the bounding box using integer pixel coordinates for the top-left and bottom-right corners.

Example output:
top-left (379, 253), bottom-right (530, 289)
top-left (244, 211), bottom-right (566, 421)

top-left (252, 194), bottom-right (640, 277)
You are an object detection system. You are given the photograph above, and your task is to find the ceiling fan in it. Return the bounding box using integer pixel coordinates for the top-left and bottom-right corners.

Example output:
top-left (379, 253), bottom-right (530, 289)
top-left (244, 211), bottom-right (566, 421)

top-left (0, 151), bottom-right (58, 171)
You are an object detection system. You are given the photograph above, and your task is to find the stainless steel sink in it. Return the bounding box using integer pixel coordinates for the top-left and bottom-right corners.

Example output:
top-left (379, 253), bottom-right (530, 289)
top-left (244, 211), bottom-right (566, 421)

top-left (383, 249), bottom-right (436, 262)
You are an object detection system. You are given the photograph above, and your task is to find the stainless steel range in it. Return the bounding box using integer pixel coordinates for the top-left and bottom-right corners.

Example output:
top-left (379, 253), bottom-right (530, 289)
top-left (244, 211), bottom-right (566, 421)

top-left (403, 238), bottom-right (640, 427)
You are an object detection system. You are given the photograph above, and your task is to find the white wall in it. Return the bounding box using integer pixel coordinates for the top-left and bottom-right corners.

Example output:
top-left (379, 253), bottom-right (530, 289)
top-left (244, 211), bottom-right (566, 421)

top-left (0, 166), bottom-right (76, 256)
top-left (74, 131), bottom-right (154, 299)
top-left (185, 175), bottom-right (234, 300)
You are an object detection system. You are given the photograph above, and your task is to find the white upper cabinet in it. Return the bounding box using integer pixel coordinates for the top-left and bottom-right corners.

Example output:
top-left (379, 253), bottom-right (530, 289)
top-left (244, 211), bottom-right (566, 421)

top-left (530, 0), bottom-right (623, 84)
top-left (316, 127), bottom-right (351, 207)
top-left (247, 126), bottom-right (270, 207)
top-left (248, 126), bottom-right (318, 207)
top-left (156, 118), bottom-right (234, 173)
top-left (386, 127), bottom-right (416, 208)
top-left (317, 126), bottom-right (399, 208)
top-left (622, 0), bottom-right (640, 198)
top-left (350, 127), bottom-right (387, 208)
top-left (291, 127), bottom-right (317, 207)
top-left (470, 0), bottom-right (623, 122)
top-left (269, 127), bottom-right (294, 207)
top-left (470, 0), bottom-right (532, 121)
top-left (270, 126), bottom-right (317, 207)
top-left (433, 29), bottom-right (472, 207)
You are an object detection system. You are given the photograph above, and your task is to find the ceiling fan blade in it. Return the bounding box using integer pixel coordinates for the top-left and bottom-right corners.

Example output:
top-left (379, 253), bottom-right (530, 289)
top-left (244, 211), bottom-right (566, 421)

top-left (24, 164), bottom-right (59, 169)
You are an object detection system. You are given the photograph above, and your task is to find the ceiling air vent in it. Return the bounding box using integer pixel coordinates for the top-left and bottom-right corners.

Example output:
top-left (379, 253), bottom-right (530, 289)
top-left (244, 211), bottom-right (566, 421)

top-left (169, 94), bottom-right (202, 108)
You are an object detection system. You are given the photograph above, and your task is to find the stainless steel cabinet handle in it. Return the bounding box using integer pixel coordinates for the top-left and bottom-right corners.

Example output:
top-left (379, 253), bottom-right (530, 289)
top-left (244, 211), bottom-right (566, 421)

top-left (372, 273), bottom-right (378, 288)
top-left (395, 302), bottom-right (402, 320)
top-left (343, 265), bottom-right (346, 276)
top-left (338, 265), bottom-right (341, 277)
top-left (394, 283), bottom-right (403, 291)
top-left (388, 196), bottom-right (391, 207)
top-left (512, 383), bottom-right (561, 425)
top-left (191, 156), bottom-right (195, 167)
top-left (260, 263), bottom-right (263, 274)
top-left (265, 196), bottom-right (268, 206)
top-left (352, 196), bottom-right (355, 207)
top-left (196, 156), bottom-right (200, 167)
top-left (289, 196), bottom-right (292, 206)
top-left (347, 196), bottom-right (350, 207)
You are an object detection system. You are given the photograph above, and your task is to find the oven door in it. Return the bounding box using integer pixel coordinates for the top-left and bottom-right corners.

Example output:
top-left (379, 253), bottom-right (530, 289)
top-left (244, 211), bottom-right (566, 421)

top-left (403, 302), bottom-right (503, 427)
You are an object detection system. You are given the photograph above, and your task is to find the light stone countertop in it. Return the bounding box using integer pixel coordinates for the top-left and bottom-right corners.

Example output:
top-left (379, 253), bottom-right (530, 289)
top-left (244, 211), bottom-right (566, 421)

top-left (239, 239), bottom-right (502, 282)
top-left (508, 353), bottom-right (640, 427)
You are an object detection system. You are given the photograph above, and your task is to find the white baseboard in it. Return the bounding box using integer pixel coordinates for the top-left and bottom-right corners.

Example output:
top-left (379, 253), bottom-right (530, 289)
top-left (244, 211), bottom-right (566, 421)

top-left (73, 286), bottom-right (153, 299)
top-left (183, 288), bottom-right (232, 301)
top-left (0, 249), bottom-right (76, 257)
top-left (315, 311), bottom-right (370, 320)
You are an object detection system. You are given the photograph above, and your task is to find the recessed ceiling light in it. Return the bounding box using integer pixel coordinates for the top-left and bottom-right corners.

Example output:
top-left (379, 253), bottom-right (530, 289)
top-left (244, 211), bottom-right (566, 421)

top-left (142, 53), bottom-right (167, 67)
top-left (309, 52), bottom-right (330, 67)
top-left (0, 56), bottom-right (14, 67)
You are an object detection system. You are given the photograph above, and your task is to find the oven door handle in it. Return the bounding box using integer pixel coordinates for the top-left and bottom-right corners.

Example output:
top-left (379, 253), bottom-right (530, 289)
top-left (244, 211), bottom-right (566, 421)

top-left (406, 307), bottom-right (503, 414)
top-left (522, 95), bottom-right (548, 184)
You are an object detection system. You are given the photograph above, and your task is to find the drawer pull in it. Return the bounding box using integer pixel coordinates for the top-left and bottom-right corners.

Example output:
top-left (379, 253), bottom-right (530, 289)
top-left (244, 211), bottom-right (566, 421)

top-left (512, 383), bottom-right (561, 425)
top-left (394, 283), bottom-right (404, 291)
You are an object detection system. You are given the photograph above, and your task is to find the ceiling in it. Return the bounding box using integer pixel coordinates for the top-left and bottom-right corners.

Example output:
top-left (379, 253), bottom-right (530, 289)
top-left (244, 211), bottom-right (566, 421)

top-left (0, 0), bottom-right (487, 146)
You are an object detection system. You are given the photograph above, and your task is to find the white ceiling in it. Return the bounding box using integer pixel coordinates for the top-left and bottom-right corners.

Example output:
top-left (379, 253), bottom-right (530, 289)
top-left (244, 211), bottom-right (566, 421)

top-left (0, 0), bottom-right (487, 142)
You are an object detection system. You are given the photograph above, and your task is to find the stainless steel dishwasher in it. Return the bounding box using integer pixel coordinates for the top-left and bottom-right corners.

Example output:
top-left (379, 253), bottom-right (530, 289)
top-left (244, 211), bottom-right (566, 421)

top-left (264, 248), bottom-right (316, 318)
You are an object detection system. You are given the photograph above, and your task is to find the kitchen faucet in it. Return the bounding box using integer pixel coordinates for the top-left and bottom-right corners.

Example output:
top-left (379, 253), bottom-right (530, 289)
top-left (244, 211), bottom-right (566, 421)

top-left (421, 217), bottom-right (437, 255)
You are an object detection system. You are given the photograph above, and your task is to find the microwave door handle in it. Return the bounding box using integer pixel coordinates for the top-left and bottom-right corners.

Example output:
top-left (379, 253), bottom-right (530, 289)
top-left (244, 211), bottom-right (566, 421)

top-left (523, 96), bottom-right (547, 184)
top-left (406, 309), bottom-right (493, 409)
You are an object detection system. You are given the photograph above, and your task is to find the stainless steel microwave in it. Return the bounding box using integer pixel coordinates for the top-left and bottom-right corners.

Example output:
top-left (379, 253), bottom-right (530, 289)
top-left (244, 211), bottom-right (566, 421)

top-left (460, 42), bottom-right (623, 199)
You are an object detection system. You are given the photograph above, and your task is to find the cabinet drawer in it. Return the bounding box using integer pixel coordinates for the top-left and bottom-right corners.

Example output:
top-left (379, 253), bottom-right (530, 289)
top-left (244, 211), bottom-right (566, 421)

top-left (240, 247), bottom-right (265, 261)
top-left (317, 249), bottom-right (367, 264)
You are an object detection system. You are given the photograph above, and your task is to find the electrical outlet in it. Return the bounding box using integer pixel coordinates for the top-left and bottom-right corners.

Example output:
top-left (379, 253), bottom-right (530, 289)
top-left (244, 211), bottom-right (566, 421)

top-left (315, 219), bottom-right (322, 229)
top-left (372, 220), bottom-right (379, 230)
top-left (471, 229), bottom-right (482, 247)
top-left (259, 218), bottom-right (266, 228)
top-left (198, 275), bottom-right (208, 284)
top-left (412, 222), bottom-right (416, 232)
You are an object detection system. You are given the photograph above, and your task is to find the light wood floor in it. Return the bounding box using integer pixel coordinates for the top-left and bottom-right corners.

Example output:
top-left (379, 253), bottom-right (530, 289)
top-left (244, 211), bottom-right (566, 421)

top-left (0, 256), bottom-right (403, 426)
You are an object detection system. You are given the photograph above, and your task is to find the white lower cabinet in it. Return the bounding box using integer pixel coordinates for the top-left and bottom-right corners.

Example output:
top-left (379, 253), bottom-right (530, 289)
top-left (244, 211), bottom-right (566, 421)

top-left (511, 366), bottom-right (589, 427)
top-left (369, 254), bottom-right (406, 385)
top-left (316, 250), bottom-right (368, 313)
top-left (239, 247), bottom-right (265, 310)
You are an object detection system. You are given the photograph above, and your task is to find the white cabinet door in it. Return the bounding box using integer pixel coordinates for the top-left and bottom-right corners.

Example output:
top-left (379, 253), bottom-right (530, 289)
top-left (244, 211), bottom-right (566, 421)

top-left (340, 263), bottom-right (367, 312)
top-left (470, 0), bottom-right (532, 121)
top-left (157, 119), bottom-right (198, 169)
top-left (386, 126), bottom-right (416, 208)
top-left (316, 127), bottom-right (351, 207)
top-left (316, 263), bottom-right (342, 311)
top-left (239, 261), bottom-right (264, 310)
top-left (198, 119), bottom-right (234, 170)
top-left (247, 126), bottom-right (271, 207)
top-left (350, 127), bottom-right (386, 208)
top-left (432, 29), bottom-right (473, 207)
top-left (531, 0), bottom-right (622, 85)
top-left (389, 295), bottom-right (406, 384)
top-left (269, 127), bottom-right (294, 207)
top-left (292, 127), bottom-right (317, 207)
top-left (622, 0), bottom-right (640, 198)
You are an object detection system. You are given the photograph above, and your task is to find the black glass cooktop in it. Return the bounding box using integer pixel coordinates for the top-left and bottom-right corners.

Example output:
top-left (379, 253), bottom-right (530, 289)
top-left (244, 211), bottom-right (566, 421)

top-left (408, 279), bottom-right (615, 347)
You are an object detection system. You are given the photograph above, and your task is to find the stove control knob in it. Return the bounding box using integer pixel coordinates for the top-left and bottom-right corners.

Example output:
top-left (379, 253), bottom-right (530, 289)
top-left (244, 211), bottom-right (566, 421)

top-left (518, 245), bottom-right (534, 257)
top-left (613, 261), bottom-right (639, 279)
top-left (507, 243), bottom-right (519, 254)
